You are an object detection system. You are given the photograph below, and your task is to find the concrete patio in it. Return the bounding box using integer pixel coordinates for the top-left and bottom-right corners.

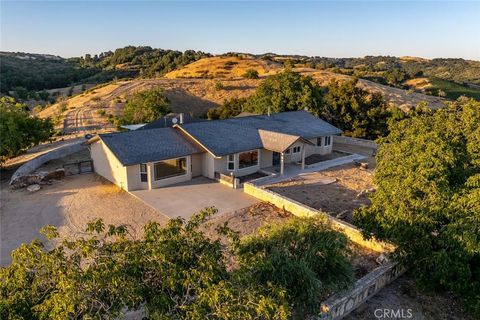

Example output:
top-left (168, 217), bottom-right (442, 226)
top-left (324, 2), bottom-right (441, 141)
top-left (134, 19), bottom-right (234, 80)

top-left (130, 177), bottom-right (259, 219)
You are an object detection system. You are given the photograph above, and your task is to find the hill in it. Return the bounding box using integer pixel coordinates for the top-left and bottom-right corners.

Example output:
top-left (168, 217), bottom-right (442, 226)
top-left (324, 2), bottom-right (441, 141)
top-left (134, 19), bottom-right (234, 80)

top-left (165, 56), bottom-right (282, 79)
top-left (37, 57), bottom-right (447, 136)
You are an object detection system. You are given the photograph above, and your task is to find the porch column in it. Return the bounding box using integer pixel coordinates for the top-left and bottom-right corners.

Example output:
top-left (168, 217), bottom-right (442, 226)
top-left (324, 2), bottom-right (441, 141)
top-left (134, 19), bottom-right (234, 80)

top-left (147, 162), bottom-right (153, 190)
top-left (301, 144), bottom-right (306, 170)
top-left (280, 152), bottom-right (284, 175)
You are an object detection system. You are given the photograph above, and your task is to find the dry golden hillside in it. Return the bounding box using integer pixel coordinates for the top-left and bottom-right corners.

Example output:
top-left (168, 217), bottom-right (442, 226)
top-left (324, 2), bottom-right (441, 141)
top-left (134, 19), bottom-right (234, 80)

top-left (37, 58), bottom-right (446, 135)
top-left (165, 56), bottom-right (282, 79)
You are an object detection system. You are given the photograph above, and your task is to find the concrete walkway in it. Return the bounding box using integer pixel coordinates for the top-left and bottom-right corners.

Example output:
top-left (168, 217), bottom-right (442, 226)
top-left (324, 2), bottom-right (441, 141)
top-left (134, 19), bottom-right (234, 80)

top-left (130, 177), bottom-right (259, 220)
top-left (254, 153), bottom-right (366, 186)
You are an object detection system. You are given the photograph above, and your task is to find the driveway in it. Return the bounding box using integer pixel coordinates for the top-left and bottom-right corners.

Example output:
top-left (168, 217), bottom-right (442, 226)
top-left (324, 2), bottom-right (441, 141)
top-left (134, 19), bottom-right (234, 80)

top-left (129, 177), bottom-right (259, 219)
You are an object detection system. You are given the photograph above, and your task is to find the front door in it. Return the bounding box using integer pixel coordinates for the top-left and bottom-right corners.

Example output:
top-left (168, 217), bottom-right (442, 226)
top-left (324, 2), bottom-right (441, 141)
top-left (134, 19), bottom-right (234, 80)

top-left (272, 152), bottom-right (280, 166)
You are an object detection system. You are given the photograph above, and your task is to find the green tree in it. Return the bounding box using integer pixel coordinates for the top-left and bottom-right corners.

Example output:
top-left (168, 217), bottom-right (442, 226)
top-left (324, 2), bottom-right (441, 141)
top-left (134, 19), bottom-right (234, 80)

top-left (354, 98), bottom-right (480, 316)
top-left (235, 217), bottom-right (355, 316)
top-left (207, 97), bottom-right (247, 120)
top-left (320, 79), bottom-right (391, 139)
top-left (120, 88), bottom-right (170, 124)
top-left (0, 97), bottom-right (53, 162)
top-left (244, 70), bottom-right (323, 114)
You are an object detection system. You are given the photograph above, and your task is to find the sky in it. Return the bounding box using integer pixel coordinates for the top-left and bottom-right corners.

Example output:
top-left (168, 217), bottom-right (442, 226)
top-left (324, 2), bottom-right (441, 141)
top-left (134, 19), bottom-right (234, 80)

top-left (1, 1), bottom-right (479, 60)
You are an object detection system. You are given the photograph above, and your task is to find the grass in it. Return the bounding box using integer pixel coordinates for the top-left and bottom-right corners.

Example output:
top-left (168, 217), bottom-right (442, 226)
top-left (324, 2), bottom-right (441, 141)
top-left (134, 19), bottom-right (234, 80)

top-left (426, 78), bottom-right (480, 100)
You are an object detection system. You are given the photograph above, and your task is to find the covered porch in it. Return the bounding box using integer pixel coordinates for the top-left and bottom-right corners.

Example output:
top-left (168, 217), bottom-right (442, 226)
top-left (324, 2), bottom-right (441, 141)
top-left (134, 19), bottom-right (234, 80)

top-left (258, 129), bottom-right (313, 175)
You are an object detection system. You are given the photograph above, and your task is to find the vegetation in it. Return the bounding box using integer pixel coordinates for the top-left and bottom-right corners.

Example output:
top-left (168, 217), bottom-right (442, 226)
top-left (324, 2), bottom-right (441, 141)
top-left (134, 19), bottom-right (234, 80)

top-left (320, 79), bottom-right (392, 139)
top-left (0, 209), bottom-right (354, 319)
top-left (207, 98), bottom-right (247, 120)
top-left (235, 218), bottom-right (354, 315)
top-left (243, 69), bottom-right (322, 114)
top-left (242, 69), bottom-right (259, 79)
top-left (208, 71), bottom-right (398, 140)
top-left (0, 97), bottom-right (53, 162)
top-left (354, 98), bottom-right (480, 317)
top-left (120, 88), bottom-right (171, 125)
top-left (280, 55), bottom-right (480, 100)
top-left (1, 48), bottom-right (209, 95)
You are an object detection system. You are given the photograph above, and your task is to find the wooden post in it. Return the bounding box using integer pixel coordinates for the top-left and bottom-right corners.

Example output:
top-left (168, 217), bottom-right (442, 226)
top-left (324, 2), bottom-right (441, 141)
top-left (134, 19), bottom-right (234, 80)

top-left (301, 145), bottom-right (306, 170)
top-left (280, 152), bottom-right (284, 175)
top-left (147, 162), bottom-right (153, 190)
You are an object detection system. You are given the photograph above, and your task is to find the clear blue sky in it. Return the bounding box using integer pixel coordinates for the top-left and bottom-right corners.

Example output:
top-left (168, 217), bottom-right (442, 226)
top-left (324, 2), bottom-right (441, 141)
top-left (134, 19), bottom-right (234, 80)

top-left (1, 1), bottom-right (479, 59)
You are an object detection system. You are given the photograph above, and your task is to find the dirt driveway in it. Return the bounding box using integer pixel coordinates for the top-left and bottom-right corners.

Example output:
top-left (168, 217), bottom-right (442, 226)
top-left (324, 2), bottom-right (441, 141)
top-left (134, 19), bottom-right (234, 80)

top-left (130, 177), bottom-right (259, 220)
top-left (0, 174), bottom-right (168, 266)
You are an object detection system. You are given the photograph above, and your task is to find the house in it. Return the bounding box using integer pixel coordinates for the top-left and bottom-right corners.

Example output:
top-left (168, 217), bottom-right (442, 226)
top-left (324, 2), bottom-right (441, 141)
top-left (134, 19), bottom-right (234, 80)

top-left (88, 111), bottom-right (342, 191)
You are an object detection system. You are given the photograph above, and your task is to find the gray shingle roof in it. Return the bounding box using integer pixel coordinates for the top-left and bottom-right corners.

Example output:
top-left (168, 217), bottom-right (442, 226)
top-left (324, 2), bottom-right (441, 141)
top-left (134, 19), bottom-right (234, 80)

top-left (178, 111), bottom-right (342, 156)
top-left (98, 127), bottom-right (203, 166)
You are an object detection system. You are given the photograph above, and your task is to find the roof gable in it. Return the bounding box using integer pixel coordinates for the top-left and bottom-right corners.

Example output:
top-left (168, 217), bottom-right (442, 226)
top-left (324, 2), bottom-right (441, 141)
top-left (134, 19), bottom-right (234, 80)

top-left (178, 110), bottom-right (341, 156)
top-left (97, 127), bottom-right (203, 166)
top-left (258, 129), bottom-right (313, 153)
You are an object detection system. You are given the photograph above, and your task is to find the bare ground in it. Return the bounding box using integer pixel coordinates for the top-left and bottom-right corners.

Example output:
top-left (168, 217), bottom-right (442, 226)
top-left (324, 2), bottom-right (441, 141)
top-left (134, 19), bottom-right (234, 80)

top-left (267, 157), bottom-right (376, 223)
top-left (0, 173), bottom-right (168, 266)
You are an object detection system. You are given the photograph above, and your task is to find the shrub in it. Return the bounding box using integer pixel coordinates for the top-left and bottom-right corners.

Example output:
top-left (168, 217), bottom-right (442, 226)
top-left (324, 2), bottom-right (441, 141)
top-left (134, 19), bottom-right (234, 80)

top-left (214, 81), bottom-right (224, 91)
top-left (242, 69), bottom-right (259, 79)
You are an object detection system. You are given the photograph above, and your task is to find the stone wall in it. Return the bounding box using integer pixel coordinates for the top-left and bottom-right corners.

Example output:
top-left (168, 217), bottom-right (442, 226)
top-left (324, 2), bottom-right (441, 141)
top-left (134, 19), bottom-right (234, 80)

top-left (318, 263), bottom-right (406, 320)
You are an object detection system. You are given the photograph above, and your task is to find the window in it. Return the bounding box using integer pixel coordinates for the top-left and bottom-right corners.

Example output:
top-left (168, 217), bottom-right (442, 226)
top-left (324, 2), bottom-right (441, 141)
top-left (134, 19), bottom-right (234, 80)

top-left (154, 157), bottom-right (187, 180)
top-left (316, 137), bottom-right (322, 146)
top-left (324, 136), bottom-right (331, 146)
top-left (285, 148), bottom-right (291, 154)
top-left (139, 163), bottom-right (148, 182)
top-left (238, 150), bottom-right (258, 169)
top-left (227, 154), bottom-right (235, 170)
top-left (292, 146), bottom-right (301, 154)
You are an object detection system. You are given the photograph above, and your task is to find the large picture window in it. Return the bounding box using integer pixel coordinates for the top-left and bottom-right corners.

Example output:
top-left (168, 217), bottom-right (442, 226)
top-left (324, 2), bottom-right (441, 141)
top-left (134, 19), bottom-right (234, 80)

top-left (239, 150), bottom-right (258, 169)
top-left (154, 157), bottom-right (187, 180)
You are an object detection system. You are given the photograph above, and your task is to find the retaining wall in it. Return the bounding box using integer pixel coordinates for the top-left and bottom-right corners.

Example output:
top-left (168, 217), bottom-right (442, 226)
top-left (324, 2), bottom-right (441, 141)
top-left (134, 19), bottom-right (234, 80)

top-left (333, 135), bottom-right (378, 149)
top-left (10, 141), bottom-right (86, 185)
top-left (244, 182), bottom-right (394, 253)
top-left (318, 263), bottom-right (406, 320)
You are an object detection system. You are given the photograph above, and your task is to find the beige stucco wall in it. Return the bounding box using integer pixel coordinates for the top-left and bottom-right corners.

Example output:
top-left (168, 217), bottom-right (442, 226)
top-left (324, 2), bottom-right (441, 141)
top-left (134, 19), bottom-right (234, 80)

top-left (149, 156), bottom-right (192, 188)
top-left (283, 141), bottom-right (304, 164)
top-left (260, 149), bottom-right (273, 168)
top-left (191, 153), bottom-right (204, 177)
top-left (202, 153), bottom-right (216, 179)
top-left (305, 136), bottom-right (333, 156)
top-left (90, 140), bottom-right (128, 190)
top-left (126, 164), bottom-right (147, 191)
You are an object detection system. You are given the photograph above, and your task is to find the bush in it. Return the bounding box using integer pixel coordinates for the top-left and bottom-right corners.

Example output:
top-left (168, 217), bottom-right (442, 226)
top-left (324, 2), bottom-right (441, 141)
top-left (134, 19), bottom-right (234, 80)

top-left (354, 98), bottom-right (480, 316)
top-left (242, 69), bottom-right (259, 79)
top-left (120, 88), bottom-right (170, 125)
top-left (0, 97), bottom-right (53, 162)
top-left (214, 81), bottom-right (224, 91)
top-left (0, 210), bottom-right (356, 319)
top-left (235, 217), bottom-right (354, 314)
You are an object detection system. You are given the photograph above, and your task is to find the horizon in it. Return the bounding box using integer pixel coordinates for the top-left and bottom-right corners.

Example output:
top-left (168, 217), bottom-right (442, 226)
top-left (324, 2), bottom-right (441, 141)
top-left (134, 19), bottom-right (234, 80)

top-left (1, 1), bottom-right (479, 60)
